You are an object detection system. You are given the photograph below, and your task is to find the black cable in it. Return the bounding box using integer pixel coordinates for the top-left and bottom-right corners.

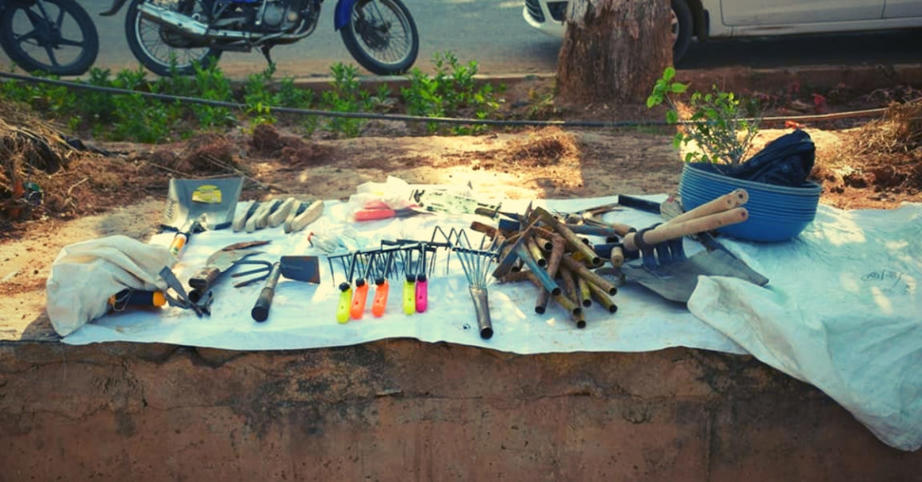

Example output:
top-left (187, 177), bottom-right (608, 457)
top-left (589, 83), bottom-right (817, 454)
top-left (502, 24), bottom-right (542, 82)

top-left (0, 70), bottom-right (888, 128)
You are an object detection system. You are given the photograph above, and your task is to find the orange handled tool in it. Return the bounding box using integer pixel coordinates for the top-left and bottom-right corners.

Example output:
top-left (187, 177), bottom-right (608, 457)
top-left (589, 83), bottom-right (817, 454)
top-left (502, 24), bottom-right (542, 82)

top-left (372, 280), bottom-right (389, 317)
top-left (349, 252), bottom-right (376, 320)
top-left (371, 251), bottom-right (395, 317)
top-left (108, 289), bottom-right (167, 311)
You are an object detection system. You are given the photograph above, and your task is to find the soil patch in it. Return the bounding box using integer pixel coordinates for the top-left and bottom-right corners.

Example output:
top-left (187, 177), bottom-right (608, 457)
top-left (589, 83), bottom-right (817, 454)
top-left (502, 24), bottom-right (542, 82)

top-left (807, 99), bottom-right (922, 208)
top-left (3, 87), bottom-right (922, 336)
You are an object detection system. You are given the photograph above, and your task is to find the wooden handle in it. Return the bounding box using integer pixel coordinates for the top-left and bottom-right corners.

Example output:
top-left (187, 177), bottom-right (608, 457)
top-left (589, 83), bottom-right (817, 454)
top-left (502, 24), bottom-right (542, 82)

top-left (624, 207), bottom-right (749, 251)
top-left (251, 262), bottom-right (282, 322)
top-left (667, 189), bottom-right (748, 226)
top-left (610, 246), bottom-right (625, 268)
top-left (267, 197), bottom-right (298, 228)
top-left (188, 266), bottom-right (220, 291)
top-left (233, 202), bottom-right (259, 232)
top-left (286, 200), bottom-right (324, 233)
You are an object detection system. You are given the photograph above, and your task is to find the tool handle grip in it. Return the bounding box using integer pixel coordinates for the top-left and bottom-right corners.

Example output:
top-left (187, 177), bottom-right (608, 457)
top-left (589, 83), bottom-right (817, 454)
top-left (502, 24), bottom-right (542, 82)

top-left (470, 286), bottom-right (493, 340)
top-left (354, 209), bottom-right (395, 222)
top-left (268, 197), bottom-right (297, 227)
top-left (168, 232), bottom-right (188, 258)
top-left (251, 263), bottom-right (282, 322)
top-left (286, 200), bottom-right (324, 233)
top-left (666, 189), bottom-right (748, 225)
top-left (109, 289), bottom-right (166, 310)
top-left (403, 280), bottom-right (416, 315)
top-left (415, 279), bottom-right (428, 313)
top-left (337, 287), bottom-right (352, 323)
top-left (610, 246), bottom-right (625, 268)
top-left (625, 207), bottom-right (749, 251)
top-left (188, 266), bottom-right (220, 291)
top-left (350, 283), bottom-right (369, 319)
top-left (372, 281), bottom-right (389, 317)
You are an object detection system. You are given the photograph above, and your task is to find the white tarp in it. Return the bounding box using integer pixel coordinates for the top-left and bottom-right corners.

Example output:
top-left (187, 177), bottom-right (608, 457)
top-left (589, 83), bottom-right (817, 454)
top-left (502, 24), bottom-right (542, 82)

top-left (60, 195), bottom-right (922, 450)
top-left (687, 204), bottom-right (922, 451)
top-left (61, 195), bottom-right (745, 354)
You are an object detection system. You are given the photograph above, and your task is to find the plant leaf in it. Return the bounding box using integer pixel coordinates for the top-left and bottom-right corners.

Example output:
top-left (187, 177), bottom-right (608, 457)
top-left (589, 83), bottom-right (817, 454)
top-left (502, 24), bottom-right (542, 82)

top-left (663, 66), bottom-right (676, 82)
top-left (665, 110), bottom-right (678, 124)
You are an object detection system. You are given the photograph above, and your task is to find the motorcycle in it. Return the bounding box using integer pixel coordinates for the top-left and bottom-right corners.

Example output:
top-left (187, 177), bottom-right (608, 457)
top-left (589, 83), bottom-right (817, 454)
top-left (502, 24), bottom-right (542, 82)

top-left (0, 0), bottom-right (99, 75)
top-left (100, 0), bottom-right (420, 76)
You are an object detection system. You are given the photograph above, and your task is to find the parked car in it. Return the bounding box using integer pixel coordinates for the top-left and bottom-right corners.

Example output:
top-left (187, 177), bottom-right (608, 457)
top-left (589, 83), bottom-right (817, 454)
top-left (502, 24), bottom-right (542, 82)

top-left (523, 0), bottom-right (922, 62)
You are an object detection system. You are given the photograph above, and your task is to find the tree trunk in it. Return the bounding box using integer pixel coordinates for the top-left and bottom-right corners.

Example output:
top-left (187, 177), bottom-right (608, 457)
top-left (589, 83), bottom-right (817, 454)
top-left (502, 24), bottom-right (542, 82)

top-left (557, 0), bottom-right (673, 105)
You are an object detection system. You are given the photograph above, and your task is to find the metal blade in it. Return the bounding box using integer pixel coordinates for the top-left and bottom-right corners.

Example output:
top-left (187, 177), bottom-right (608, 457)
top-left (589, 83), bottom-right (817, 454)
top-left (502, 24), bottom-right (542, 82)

top-left (279, 256), bottom-right (321, 283)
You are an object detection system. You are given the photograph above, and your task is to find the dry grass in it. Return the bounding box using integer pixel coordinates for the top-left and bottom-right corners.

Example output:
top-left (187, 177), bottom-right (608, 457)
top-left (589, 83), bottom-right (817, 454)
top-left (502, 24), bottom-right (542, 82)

top-left (504, 127), bottom-right (579, 167)
top-left (853, 99), bottom-right (922, 154)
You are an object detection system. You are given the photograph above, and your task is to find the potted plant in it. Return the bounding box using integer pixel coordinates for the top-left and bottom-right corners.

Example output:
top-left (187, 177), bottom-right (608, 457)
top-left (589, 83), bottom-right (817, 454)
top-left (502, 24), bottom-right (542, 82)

top-left (647, 68), bottom-right (821, 242)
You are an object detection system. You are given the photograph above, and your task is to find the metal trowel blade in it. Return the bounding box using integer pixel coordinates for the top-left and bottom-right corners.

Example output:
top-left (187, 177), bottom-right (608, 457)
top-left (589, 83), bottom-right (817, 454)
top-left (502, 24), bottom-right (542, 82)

top-left (279, 256), bottom-right (321, 284)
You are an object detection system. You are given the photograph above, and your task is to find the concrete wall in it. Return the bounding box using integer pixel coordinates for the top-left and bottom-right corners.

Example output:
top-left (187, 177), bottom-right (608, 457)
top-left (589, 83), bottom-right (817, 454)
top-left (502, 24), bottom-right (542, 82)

top-left (1, 341), bottom-right (919, 480)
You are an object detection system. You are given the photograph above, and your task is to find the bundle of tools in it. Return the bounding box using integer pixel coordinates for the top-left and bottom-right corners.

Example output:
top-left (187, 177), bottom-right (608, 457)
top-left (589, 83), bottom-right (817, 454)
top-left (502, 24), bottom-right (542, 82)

top-left (471, 189), bottom-right (766, 328)
top-left (478, 206), bottom-right (618, 329)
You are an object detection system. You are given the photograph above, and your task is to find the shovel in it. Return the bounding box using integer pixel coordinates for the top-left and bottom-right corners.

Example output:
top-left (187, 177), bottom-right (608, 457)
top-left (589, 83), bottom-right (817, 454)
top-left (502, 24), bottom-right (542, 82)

top-left (162, 177), bottom-right (243, 257)
top-left (616, 194), bottom-right (769, 303)
top-left (250, 256), bottom-right (321, 322)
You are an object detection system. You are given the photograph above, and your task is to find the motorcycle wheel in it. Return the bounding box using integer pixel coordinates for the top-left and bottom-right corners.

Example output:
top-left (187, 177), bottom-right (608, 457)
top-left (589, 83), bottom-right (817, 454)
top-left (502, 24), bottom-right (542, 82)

top-left (0, 0), bottom-right (99, 76)
top-left (340, 0), bottom-right (419, 75)
top-left (124, 0), bottom-right (222, 76)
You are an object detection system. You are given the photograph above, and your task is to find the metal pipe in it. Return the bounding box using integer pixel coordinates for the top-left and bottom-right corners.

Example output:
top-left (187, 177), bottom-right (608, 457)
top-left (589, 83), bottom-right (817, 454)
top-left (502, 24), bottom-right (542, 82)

top-left (587, 280), bottom-right (618, 314)
top-left (532, 207), bottom-right (602, 267)
top-left (560, 254), bottom-right (618, 296)
top-left (535, 234), bottom-right (565, 314)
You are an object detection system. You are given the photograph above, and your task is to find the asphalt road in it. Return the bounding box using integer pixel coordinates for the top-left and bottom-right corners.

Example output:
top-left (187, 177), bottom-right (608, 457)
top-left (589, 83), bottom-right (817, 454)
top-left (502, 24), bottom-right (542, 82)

top-left (0, 0), bottom-right (920, 79)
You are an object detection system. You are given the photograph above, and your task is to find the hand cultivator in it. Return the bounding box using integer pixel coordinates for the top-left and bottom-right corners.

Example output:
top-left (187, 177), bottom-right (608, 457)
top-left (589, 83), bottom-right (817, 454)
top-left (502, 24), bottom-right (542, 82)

top-left (452, 230), bottom-right (501, 339)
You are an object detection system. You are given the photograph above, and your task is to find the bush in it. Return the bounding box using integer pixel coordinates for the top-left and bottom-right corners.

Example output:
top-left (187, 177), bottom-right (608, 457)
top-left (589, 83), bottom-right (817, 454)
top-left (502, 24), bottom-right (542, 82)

top-left (647, 67), bottom-right (761, 165)
top-left (401, 52), bottom-right (502, 134)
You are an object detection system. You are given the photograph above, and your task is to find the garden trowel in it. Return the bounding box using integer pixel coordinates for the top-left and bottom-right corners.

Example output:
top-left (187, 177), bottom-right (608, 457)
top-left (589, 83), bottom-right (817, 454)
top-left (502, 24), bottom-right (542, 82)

top-left (187, 240), bottom-right (270, 303)
top-left (247, 256), bottom-right (321, 322)
top-left (161, 177), bottom-right (243, 258)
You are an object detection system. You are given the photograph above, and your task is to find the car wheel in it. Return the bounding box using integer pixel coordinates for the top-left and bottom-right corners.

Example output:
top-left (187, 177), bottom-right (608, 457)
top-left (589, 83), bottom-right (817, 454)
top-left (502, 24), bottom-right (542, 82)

top-left (671, 0), bottom-right (693, 63)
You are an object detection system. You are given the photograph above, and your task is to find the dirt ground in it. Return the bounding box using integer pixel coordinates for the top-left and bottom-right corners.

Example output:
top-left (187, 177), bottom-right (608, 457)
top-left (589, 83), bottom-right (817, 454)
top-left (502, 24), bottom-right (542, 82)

top-left (1, 81), bottom-right (921, 336)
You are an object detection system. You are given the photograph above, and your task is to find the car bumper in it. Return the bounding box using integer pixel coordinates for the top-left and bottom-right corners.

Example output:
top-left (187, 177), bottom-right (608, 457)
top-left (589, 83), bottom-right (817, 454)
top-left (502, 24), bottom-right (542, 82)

top-left (522, 1), bottom-right (566, 38)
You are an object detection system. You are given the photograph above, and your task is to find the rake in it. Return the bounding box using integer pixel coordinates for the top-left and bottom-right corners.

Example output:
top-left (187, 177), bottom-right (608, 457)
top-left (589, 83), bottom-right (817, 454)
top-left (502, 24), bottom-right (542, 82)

top-left (453, 231), bottom-right (501, 340)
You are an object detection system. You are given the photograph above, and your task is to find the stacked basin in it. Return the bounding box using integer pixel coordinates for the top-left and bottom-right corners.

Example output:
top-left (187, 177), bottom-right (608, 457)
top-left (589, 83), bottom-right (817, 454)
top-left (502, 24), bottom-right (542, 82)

top-left (679, 162), bottom-right (821, 242)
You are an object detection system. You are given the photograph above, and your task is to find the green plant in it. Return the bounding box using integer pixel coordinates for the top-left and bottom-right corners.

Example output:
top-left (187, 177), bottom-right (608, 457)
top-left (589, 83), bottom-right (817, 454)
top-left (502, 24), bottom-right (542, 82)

top-left (178, 61), bottom-right (235, 128)
top-left (277, 77), bottom-right (314, 109)
top-left (647, 67), bottom-right (760, 165)
top-left (400, 51), bottom-right (502, 134)
top-left (321, 63), bottom-right (371, 137)
top-left (244, 64), bottom-right (281, 127)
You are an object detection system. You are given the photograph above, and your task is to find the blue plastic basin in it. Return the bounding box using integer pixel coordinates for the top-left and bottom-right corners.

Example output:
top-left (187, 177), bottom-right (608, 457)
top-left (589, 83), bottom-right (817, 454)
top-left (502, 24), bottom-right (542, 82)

top-left (679, 162), bottom-right (821, 242)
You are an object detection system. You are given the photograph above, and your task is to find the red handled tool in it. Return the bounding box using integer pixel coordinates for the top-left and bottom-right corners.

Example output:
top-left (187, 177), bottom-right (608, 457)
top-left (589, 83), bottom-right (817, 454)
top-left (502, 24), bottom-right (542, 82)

top-left (354, 200), bottom-right (427, 222)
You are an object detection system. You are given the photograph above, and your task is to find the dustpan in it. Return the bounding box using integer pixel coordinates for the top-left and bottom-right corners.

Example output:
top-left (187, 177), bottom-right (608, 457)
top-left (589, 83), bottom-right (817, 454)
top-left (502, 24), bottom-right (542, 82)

top-left (162, 177), bottom-right (243, 233)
